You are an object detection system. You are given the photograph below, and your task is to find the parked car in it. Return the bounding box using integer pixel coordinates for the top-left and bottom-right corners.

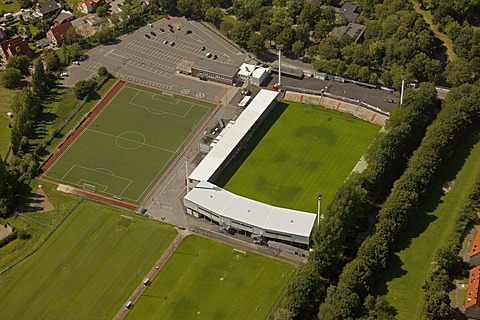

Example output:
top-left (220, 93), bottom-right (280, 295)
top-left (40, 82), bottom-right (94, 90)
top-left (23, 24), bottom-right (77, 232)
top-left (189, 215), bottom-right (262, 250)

top-left (150, 31), bottom-right (156, 36)
top-left (61, 72), bottom-right (69, 77)
top-left (186, 29), bottom-right (192, 34)
top-left (205, 52), bottom-right (212, 58)
top-left (148, 23), bottom-right (153, 27)
top-left (170, 41), bottom-right (175, 46)
top-left (163, 40), bottom-right (169, 44)
top-left (213, 54), bottom-right (218, 60)
top-left (145, 34), bottom-right (151, 39)
top-left (201, 46), bottom-right (206, 51)
top-left (159, 28), bottom-right (165, 32)
top-left (72, 61), bottom-right (80, 65)
top-left (164, 15), bottom-right (170, 20)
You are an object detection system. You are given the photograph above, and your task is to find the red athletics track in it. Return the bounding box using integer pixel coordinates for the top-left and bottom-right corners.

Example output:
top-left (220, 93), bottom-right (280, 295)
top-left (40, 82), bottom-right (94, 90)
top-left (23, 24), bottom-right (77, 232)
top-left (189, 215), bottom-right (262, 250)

top-left (37, 79), bottom-right (138, 211)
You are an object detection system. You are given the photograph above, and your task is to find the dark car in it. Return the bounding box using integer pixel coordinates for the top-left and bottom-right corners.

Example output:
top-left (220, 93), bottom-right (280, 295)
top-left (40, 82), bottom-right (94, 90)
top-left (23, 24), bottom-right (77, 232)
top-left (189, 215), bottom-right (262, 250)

top-left (167, 24), bottom-right (173, 29)
top-left (159, 28), bottom-right (165, 32)
top-left (145, 34), bottom-right (151, 39)
top-left (169, 29), bottom-right (174, 33)
top-left (150, 31), bottom-right (156, 36)
top-left (201, 46), bottom-right (206, 51)
top-left (163, 40), bottom-right (169, 44)
top-left (186, 29), bottom-right (192, 34)
top-left (213, 54), bottom-right (218, 60)
top-left (170, 41), bottom-right (175, 46)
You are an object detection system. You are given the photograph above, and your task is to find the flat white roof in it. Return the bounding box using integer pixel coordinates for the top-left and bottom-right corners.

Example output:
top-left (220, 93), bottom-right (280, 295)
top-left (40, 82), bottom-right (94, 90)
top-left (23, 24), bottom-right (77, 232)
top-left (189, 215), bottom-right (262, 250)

top-left (185, 181), bottom-right (316, 238)
top-left (189, 89), bottom-right (279, 182)
top-left (238, 63), bottom-right (256, 77)
top-left (251, 67), bottom-right (269, 79)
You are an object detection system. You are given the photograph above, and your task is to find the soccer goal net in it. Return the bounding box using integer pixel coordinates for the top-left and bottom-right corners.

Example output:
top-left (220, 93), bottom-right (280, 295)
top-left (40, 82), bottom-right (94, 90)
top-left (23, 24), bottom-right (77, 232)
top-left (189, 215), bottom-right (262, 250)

top-left (162, 92), bottom-right (174, 98)
top-left (83, 183), bottom-right (96, 192)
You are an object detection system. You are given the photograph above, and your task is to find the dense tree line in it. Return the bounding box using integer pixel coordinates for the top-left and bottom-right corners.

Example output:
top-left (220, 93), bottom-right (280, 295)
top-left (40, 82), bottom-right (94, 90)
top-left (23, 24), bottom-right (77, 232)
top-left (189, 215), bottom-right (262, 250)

top-left (318, 83), bottom-right (480, 319)
top-left (278, 83), bottom-right (437, 319)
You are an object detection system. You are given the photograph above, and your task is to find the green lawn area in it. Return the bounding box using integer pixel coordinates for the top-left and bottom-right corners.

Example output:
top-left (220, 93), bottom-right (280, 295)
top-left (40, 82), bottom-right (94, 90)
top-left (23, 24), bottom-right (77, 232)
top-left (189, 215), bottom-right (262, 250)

top-left (0, 0), bottom-right (20, 13)
top-left (378, 132), bottom-right (480, 319)
top-left (0, 200), bottom-right (177, 320)
top-left (128, 235), bottom-right (294, 320)
top-left (0, 85), bottom-right (17, 156)
top-left (43, 82), bottom-right (214, 203)
top-left (218, 102), bottom-right (380, 212)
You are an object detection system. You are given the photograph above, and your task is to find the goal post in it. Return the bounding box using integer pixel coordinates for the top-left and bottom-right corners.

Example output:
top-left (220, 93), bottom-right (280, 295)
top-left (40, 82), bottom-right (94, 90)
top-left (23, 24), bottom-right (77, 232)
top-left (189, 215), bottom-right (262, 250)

top-left (233, 248), bottom-right (247, 256)
top-left (82, 183), bottom-right (96, 192)
top-left (161, 91), bottom-right (174, 98)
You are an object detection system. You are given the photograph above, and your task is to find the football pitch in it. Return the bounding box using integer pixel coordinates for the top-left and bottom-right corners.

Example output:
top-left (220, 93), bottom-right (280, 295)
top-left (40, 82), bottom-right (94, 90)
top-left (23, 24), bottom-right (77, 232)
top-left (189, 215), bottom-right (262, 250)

top-left (219, 101), bottom-right (380, 212)
top-left (43, 82), bottom-right (214, 203)
top-left (0, 200), bottom-right (177, 320)
top-left (127, 235), bottom-right (294, 320)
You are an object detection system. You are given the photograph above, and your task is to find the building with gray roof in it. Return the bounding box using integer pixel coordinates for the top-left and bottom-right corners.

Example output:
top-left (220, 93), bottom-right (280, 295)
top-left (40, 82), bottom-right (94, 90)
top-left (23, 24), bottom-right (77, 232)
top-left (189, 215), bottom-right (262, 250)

top-left (191, 57), bottom-right (240, 85)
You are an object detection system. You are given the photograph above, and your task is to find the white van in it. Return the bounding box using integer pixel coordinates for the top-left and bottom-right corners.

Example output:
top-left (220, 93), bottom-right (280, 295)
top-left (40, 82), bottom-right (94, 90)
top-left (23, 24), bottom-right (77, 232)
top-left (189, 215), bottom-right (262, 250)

top-left (3, 13), bottom-right (13, 20)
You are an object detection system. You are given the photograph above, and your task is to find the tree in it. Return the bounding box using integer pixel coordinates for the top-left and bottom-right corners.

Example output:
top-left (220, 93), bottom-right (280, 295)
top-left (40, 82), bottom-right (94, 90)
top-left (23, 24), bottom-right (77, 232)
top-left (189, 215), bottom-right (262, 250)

top-left (298, 3), bottom-right (322, 28)
top-left (247, 32), bottom-right (265, 56)
top-left (96, 4), bottom-right (109, 17)
top-left (424, 291), bottom-right (451, 320)
top-left (445, 58), bottom-right (473, 86)
top-left (1, 68), bottom-right (22, 89)
top-left (176, 0), bottom-right (199, 19)
top-left (0, 154), bottom-right (14, 217)
top-left (317, 37), bottom-right (341, 60)
top-left (97, 66), bottom-right (109, 78)
top-left (6, 55), bottom-right (30, 75)
top-left (220, 20), bottom-right (234, 33)
top-left (275, 28), bottom-right (295, 52)
top-left (229, 23), bottom-right (253, 48)
top-left (318, 285), bottom-right (361, 320)
top-left (291, 40), bottom-right (305, 57)
top-left (159, 0), bottom-right (176, 12)
top-left (43, 49), bottom-right (60, 72)
top-left (74, 80), bottom-right (95, 100)
top-left (205, 7), bottom-right (223, 27)
top-left (31, 60), bottom-right (48, 98)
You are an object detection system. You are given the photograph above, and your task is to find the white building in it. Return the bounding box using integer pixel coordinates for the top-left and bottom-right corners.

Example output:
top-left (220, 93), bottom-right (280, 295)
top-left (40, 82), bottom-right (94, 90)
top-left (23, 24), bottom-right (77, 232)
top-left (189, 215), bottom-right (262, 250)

top-left (184, 89), bottom-right (317, 247)
top-left (237, 63), bottom-right (270, 86)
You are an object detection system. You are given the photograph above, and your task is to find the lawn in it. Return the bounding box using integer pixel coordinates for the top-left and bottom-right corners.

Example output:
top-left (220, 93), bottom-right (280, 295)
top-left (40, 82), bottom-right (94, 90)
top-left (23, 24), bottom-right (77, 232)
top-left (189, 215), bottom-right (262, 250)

top-left (0, 200), bottom-right (177, 320)
top-left (0, 0), bottom-right (20, 13)
top-left (127, 235), bottom-right (294, 320)
top-left (377, 132), bottom-right (480, 319)
top-left (0, 85), bottom-right (17, 156)
top-left (218, 101), bottom-right (380, 212)
top-left (43, 82), bottom-right (214, 203)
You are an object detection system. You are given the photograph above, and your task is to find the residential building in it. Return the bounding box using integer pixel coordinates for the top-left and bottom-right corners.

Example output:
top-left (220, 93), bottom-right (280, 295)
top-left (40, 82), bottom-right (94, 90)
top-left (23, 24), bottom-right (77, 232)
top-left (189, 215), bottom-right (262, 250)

top-left (466, 265), bottom-right (480, 319)
top-left (0, 36), bottom-right (32, 60)
top-left (54, 10), bottom-right (75, 25)
top-left (46, 21), bottom-right (72, 46)
top-left (470, 230), bottom-right (480, 265)
top-left (36, 0), bottom-right (61, 18)
top-left (329, 23), bottom-right (367, 43)
top-left (340, 1), bottom-right (359, 21)
top-left (77, 0), bottom-right (103, 14)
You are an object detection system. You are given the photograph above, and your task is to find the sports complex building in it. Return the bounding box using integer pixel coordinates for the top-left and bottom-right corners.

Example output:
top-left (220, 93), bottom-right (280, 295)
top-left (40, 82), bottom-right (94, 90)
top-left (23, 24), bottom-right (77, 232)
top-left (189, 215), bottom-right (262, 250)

top-left (183, 89), bottom-right (317, 247)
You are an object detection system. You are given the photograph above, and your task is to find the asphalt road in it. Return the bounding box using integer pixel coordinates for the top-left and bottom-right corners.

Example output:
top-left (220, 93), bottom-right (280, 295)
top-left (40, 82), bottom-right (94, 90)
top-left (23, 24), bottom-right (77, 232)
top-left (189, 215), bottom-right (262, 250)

top-left (64, 16), bottom-right (248, 102)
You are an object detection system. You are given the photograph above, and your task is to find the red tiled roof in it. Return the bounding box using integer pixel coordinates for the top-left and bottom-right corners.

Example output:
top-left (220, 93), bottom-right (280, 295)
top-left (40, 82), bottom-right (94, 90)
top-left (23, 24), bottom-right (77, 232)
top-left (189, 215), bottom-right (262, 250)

top-left (0, 36), bottom-right (32, 58)
top-left (466, 265), bottom-right (480, 309)
top-left (470, 230), bottom-right (480, 257)
top-left (49, 21), bottom-right (72, 44)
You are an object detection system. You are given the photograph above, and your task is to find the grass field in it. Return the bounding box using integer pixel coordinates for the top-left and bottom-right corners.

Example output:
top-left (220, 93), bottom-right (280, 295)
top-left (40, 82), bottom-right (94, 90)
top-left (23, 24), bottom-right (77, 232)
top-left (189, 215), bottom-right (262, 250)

top-left (127, 235), bottom-right (294, 320)
top-left (0, 85), bottom-right (17, 156)
top-left (377, 132), bottom-right (480, 319)
top-left (0, 200), bottom-right (177, 320)
top-left (43, 83), bottom-right (214, 203)
top-left (218, 102), bottom-right (379, 212)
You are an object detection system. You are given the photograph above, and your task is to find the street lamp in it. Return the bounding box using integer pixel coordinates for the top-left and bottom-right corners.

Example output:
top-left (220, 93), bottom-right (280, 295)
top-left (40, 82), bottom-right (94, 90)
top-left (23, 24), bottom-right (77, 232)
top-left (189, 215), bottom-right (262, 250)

top-left (276, 44), bottom-right (284, 88)
top-left (316, 193), bottom-right (323, 226)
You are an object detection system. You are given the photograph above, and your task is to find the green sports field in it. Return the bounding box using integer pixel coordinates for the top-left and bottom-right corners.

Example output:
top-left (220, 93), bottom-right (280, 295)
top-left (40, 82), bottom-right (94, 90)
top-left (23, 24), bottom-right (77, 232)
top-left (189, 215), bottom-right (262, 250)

top-left (0, 200), bottom-right (177, 320)
top-left (43, 83), bottom-right (214, 203)
top-left (220, 101), bottom-right (380, 212)
top-left (127, 235), bottom-right (294, 320)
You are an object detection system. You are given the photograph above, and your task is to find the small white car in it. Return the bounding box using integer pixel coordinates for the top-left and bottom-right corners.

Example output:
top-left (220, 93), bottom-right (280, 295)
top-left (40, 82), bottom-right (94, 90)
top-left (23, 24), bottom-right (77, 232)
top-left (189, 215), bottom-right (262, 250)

top-left (205, 52), bottom-right (212, 58)
top-left (61, 72), bottom-right (69, 77)
top-left (72, 61), bottom-right (80, 65)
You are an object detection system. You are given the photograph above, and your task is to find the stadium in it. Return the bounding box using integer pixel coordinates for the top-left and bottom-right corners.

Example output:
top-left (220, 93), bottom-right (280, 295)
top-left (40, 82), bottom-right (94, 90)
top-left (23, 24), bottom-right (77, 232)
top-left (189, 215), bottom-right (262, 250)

top-left (183, 89), bottom-right (380, 250)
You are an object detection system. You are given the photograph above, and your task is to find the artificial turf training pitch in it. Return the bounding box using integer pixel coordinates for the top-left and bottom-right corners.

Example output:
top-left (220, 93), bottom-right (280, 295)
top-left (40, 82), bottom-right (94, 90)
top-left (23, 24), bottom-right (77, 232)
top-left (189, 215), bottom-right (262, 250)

top-left (127, 235), bottom-right (295, 320)
top-left (0, 200), bottom-right (177, 320)
top-left (220, 101), bottom-right (380, 212)
top-left (43, 83), bottom-right (214, 203)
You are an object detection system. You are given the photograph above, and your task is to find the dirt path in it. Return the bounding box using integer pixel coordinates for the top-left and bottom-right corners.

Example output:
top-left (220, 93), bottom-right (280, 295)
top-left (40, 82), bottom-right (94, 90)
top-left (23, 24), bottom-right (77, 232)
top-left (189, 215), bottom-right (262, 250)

top-left (410, 0), bottom-right (457, 62)
top-left (114, 228), bottom-right (189, 320)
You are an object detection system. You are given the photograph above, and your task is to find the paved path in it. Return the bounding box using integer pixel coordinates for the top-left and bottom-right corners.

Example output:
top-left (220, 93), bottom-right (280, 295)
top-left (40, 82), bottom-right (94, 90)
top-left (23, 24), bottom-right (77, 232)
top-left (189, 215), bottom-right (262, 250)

top-left (114, 228), bottom-right (189, 320)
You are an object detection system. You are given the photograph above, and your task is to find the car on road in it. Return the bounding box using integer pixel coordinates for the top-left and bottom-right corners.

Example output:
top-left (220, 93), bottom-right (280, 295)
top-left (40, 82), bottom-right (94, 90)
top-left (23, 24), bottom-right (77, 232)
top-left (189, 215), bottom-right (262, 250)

top-left (150, 31), bottom-right (156, 36)
top-left (163, 40), bottom-right (169, 44)
top-left (170, 41), bottom-right (175, 46)
top-left (72, 61), bottom-right (80, 65)
top-left (159, 28), bottom-right (164, 32)
top-left (186, 29), bottom-right (192, 34)
top-left (145, 34), bottom-right (151, 39)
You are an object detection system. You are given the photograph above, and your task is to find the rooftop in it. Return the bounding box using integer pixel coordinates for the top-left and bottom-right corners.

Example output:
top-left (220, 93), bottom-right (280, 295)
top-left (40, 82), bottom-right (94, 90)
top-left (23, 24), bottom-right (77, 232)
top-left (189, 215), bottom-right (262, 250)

top-left (329, 23), bottom-right (366, 42)
top-left (238, 63), bottom-right (256, 77)
top-left (192, 57), bottom-right (240, 78)
top-left (466, 265), bottom-right (480, 309)
top-left (340, 1), bottom-right (359, 21)
top-left (49, 21), bottom-right (72, 43)
top-left (184, 181), bottom-right (316, 238)
top-left (470, 230), bottom-right (480, 257)
top-left (189, 89), bottom-right (279, 182)
top-left (37, 0), bottom-right (61, 15)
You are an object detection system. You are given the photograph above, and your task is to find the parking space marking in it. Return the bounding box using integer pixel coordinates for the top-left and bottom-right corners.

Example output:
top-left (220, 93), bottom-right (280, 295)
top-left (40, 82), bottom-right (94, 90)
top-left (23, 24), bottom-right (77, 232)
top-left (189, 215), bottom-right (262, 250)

top-left (192, 22), bottom-right (243, 56)
top-left (84, 61), bottom-right (104, 72)
top-left (105, 49), bottom-right (174, 78)
top-left (116, 73), bottom-right (175, 91)
top-left (151, 36), bottom-right (234, 64)
top-left (126, 41), bottom-right (183, 64)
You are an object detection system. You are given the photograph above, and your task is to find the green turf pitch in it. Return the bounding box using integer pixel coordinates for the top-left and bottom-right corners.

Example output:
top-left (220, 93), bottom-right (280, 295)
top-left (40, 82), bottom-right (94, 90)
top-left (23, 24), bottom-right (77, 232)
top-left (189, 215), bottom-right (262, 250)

top-left (43, 83), bottom-right (214, 203)
top-left (127, 235), bottom-right (294, 320)
top-left (222, 102), bottom-right (379, 212)
top-left (0, 200), bottom-right (177, 320)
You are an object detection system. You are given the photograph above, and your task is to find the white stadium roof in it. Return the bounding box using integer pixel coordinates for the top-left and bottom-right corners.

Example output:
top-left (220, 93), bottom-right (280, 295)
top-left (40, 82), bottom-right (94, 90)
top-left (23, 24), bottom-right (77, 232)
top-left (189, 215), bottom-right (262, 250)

top-left (185, 181), bottom-right (316, 238)
top-left (188, 89), bottom-right (279, 182)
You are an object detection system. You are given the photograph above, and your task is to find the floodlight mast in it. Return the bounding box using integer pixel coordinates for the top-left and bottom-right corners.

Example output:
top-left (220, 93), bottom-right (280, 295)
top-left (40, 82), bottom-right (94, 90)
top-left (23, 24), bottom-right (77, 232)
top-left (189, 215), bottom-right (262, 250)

top-left (316, 193), bottom-right (323, 226)
top-left (276, 44), bottom-right (283, 87)
top-left (400, 76), bottom-right (405, 107)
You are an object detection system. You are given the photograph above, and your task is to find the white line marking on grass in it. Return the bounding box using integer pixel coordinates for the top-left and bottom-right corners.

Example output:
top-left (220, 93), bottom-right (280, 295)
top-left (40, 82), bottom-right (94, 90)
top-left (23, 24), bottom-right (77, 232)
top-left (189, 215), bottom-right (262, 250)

top-left (86, 128), bottom-right (176, 153)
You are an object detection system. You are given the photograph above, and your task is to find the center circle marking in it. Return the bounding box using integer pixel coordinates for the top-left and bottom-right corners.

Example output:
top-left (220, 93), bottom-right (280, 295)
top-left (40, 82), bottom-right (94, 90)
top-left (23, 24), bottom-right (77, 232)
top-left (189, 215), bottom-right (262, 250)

top-left (115, 131), bottom-right (146, 150)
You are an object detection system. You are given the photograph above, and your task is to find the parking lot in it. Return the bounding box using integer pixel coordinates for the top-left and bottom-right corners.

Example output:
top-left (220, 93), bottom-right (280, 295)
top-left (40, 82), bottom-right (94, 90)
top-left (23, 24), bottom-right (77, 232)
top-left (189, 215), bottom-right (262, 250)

top-left (64, 16), bottom-right (248, 102)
